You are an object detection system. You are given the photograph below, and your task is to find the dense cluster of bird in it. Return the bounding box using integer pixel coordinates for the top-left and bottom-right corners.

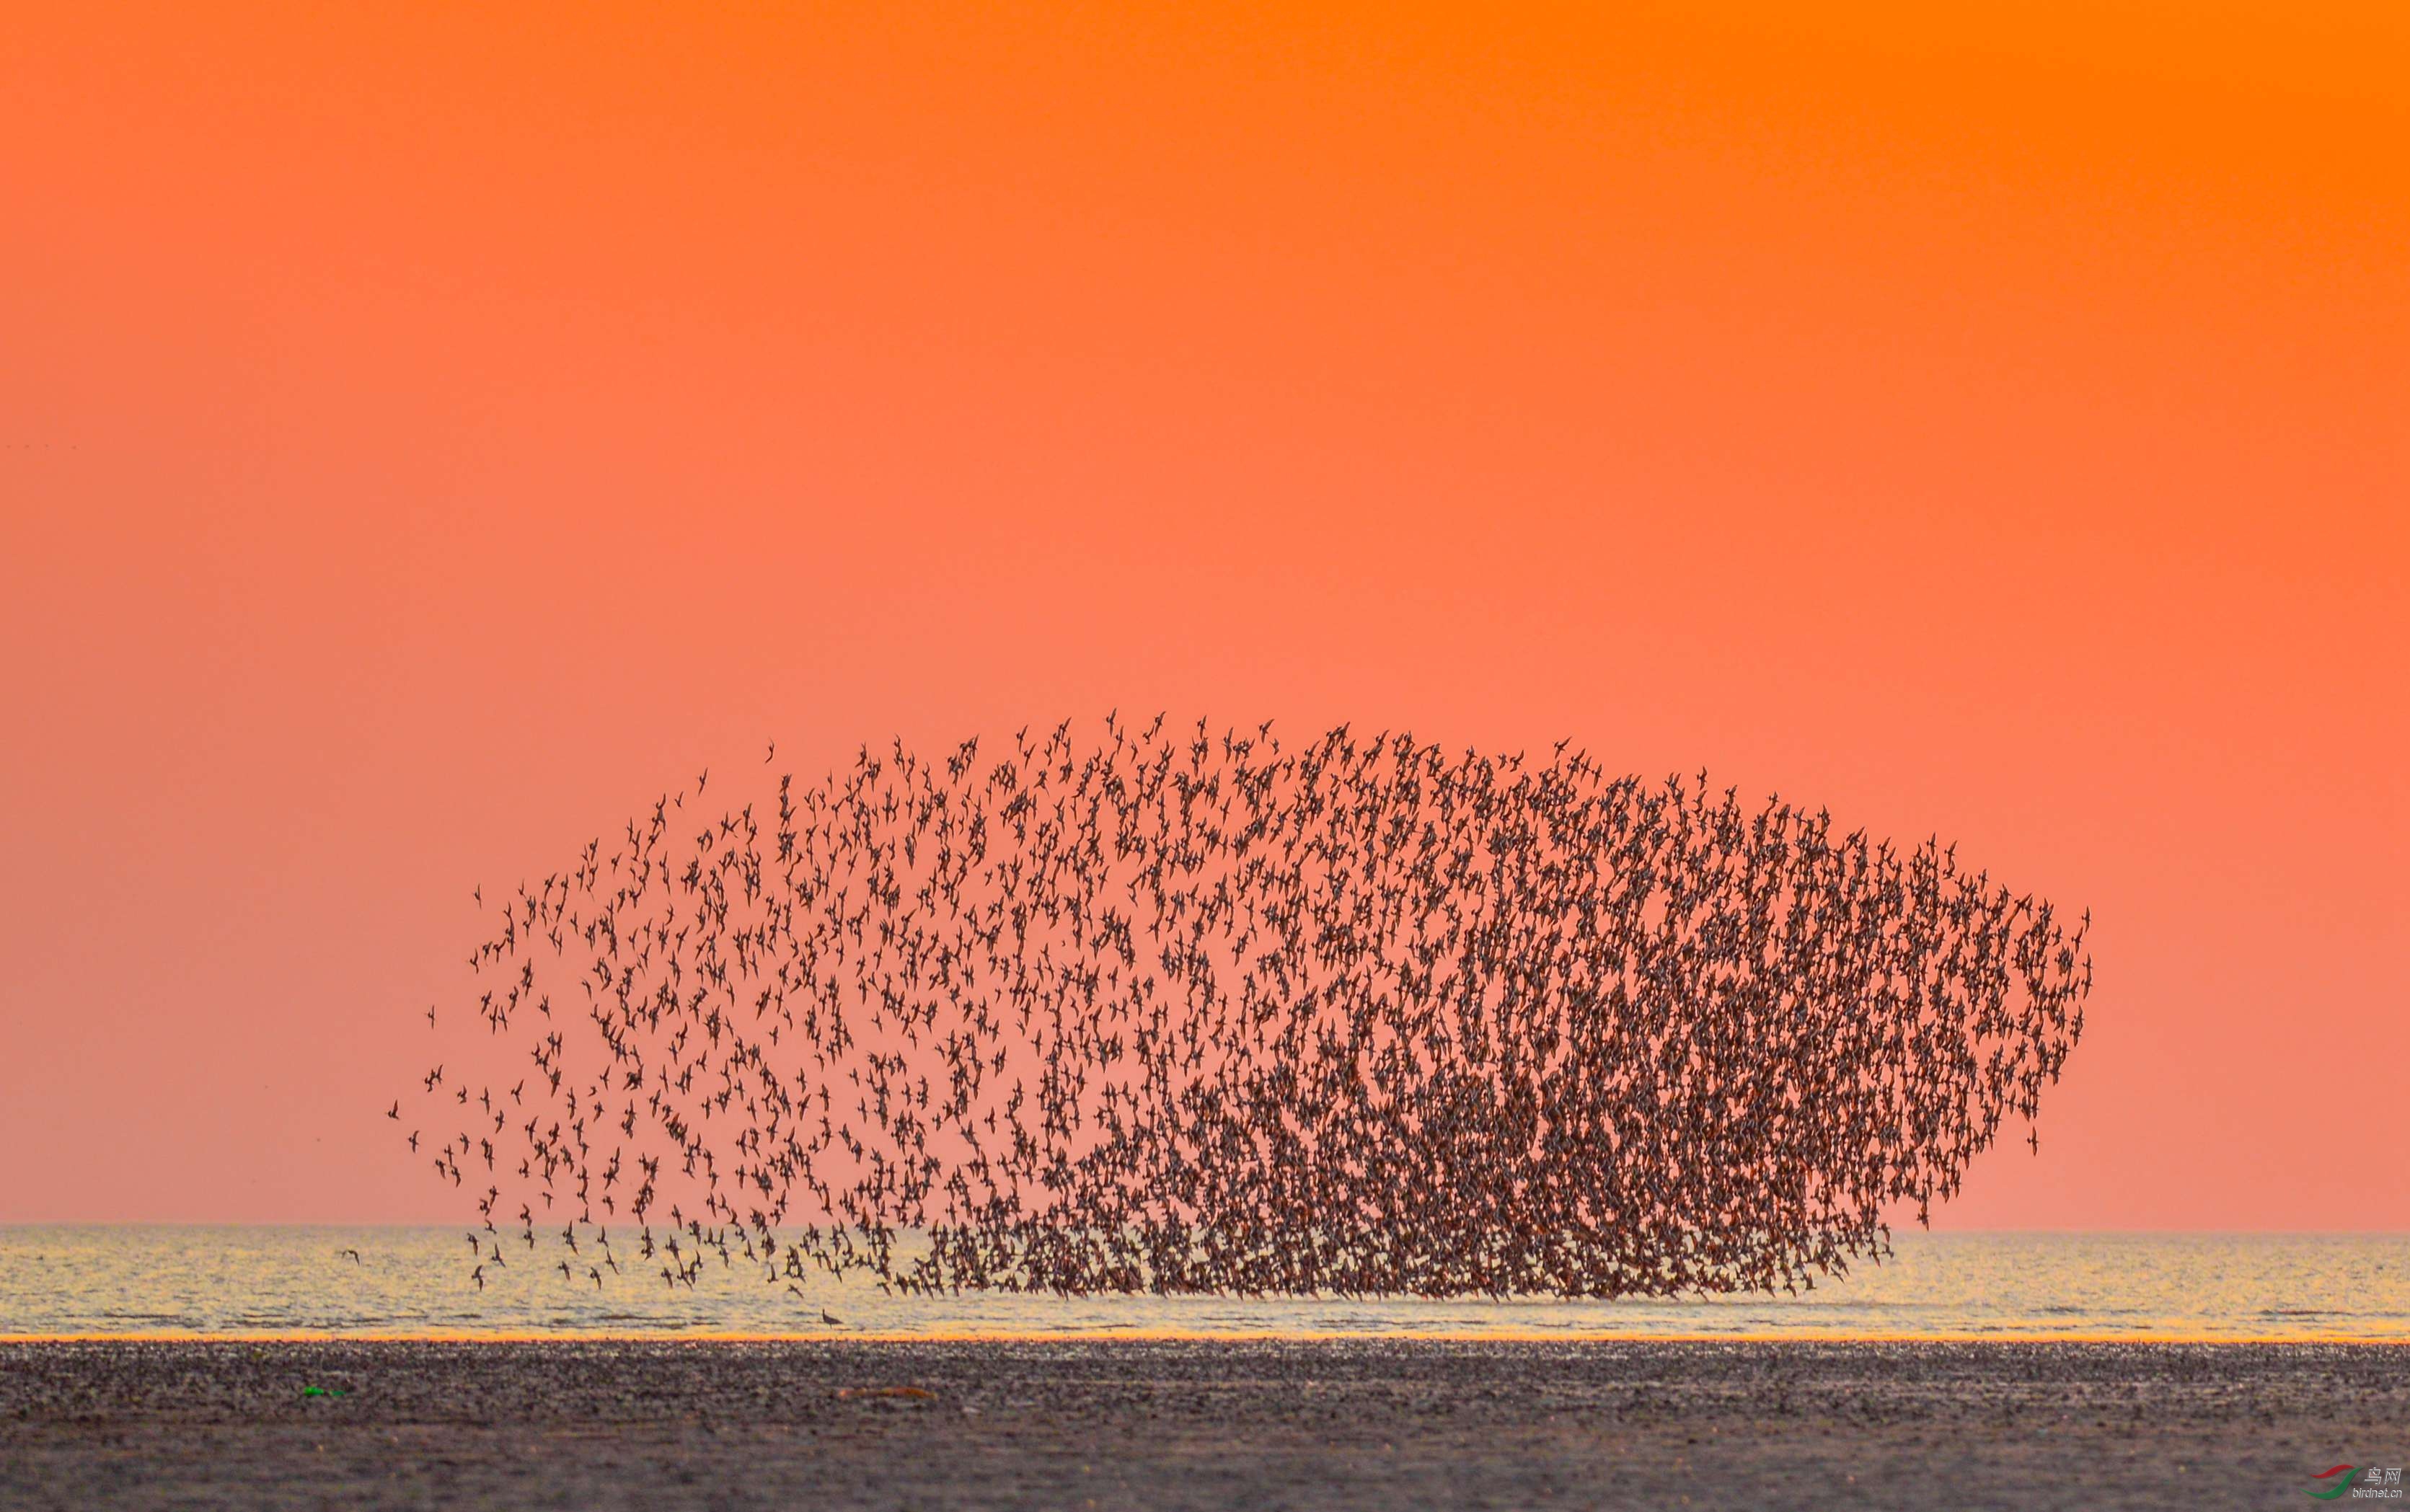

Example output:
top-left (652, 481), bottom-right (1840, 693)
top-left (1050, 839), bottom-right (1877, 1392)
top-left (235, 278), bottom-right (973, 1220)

top-left (399, 716), bottom-right (2090, 1300)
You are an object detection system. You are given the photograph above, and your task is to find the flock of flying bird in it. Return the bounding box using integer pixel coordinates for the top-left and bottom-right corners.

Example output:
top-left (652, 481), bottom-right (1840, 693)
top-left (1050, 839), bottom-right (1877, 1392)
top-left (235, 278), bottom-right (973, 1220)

top-left (397, 716), bottom-right (2091, 1301)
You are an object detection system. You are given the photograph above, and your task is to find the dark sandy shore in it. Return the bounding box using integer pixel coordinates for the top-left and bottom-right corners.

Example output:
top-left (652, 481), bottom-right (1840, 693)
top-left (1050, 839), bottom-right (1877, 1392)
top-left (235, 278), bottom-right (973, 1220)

top-left (1, 1339), bottom-right (2403, 1510)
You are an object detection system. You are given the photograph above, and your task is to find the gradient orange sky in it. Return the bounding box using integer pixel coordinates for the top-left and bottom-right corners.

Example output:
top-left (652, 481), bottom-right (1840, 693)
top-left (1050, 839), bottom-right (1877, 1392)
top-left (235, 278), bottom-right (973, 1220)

top-left (2, 2), bottom-right (2402, 1228)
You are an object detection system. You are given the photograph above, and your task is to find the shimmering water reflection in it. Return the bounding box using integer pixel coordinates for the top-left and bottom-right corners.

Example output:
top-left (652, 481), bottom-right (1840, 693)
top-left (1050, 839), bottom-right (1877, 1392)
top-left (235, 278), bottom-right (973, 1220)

top-left (1, 1229), bottom-right (2402, 1341)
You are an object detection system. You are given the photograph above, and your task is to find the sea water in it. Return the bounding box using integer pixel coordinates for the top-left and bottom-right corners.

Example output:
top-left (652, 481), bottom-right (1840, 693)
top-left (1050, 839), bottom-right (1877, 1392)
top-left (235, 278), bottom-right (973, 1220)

top-left (1, 1229), bottom-right (2403, 1341)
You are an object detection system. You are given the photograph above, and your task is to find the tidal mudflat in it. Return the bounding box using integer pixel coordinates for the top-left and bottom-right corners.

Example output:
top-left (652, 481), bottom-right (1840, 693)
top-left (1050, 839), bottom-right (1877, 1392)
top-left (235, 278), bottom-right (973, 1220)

top-left (3, 1338), bottom-right (2402, 1510)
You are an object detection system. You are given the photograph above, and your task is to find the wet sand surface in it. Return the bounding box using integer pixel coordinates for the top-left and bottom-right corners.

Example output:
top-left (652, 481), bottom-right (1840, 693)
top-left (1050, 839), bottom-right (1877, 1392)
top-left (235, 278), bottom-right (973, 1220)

top-left (1, 1339), bottom-right (2402, 1509)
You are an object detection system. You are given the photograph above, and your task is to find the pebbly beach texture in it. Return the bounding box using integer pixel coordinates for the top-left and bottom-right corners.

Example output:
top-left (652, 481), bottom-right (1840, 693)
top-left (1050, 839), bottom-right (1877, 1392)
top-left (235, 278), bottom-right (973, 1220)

top-left (2, 1338), bottom-right (2404, 1510)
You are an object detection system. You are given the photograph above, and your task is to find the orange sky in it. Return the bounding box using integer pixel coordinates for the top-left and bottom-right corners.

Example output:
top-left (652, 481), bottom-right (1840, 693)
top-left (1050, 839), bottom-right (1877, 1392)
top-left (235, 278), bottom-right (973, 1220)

top-left (1, 1), bottom-right (2402, 1229)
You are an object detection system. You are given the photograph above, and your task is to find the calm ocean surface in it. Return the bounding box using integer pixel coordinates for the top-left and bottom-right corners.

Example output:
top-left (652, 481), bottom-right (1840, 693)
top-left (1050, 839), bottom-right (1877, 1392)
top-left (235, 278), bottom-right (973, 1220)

top-left (0, 1229), bottom-right (2401, 1342)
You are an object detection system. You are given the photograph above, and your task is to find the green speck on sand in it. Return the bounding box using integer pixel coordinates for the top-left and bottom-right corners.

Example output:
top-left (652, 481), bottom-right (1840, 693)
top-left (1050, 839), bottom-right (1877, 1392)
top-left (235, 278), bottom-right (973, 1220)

top-left (300, 1387), bottom-right (346, 1398)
